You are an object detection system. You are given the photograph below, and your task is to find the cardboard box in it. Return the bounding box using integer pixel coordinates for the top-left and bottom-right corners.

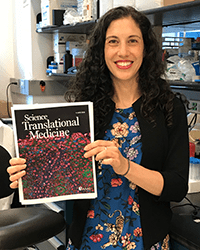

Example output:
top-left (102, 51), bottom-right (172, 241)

top-left (135, 0), bottom-right (162, 11)
top-left (163, 0), bottom-right (194, 6)
top-left (0, 100), bottom-right (11, 118)
top-left (135, 0), bottom-right (194, 11)
top-left (100, 0), bottom-right (136, 17)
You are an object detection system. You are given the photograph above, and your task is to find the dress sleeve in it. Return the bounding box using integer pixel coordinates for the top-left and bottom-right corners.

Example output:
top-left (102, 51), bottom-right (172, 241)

top-left (159, 97), bottom-right (189, 202)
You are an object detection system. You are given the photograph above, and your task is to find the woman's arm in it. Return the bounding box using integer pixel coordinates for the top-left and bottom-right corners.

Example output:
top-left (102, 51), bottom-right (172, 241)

top-left (84, 140), bottom-right (164, 196)
top-left (158, 98), bottom-right (189, 202)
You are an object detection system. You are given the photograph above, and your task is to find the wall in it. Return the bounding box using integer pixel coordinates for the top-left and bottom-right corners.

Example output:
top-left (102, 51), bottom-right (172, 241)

top-left (0, 0), bottom-right (14, 102)
top-left (0, 0), bottom-right (55, 118)
top-left (13, 0), bottom-right (53, 80)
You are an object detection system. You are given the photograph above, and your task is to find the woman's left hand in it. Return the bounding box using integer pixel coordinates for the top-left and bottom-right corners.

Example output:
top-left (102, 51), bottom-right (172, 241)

top-left (84, 140), bottom-right (164, 196)
top-left (84, 140), bottom-right (128, 175)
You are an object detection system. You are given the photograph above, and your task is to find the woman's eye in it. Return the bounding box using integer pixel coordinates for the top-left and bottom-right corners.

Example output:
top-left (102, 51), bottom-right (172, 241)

top-left (108, 39), bottom-right (118, 45)
top-left (129, 39), bottom-right (137, 44)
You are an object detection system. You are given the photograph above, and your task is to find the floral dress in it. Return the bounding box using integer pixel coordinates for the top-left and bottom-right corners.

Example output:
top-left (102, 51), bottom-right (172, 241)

top-left (67, 107), bottom-right (169, 250)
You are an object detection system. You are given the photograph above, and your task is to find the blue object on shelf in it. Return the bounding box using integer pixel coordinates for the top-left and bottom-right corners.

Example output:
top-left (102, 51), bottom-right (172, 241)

top-left (192, 43), bottom-right (200, 50)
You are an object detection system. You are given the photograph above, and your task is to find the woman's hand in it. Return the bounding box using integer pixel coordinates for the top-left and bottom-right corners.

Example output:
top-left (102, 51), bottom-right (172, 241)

top-left (84, 140), bottom-right (164, 196)
top-left (7, 158), bottom-right (27, 189)
top-left (84, 140), bottom-right (128, 175)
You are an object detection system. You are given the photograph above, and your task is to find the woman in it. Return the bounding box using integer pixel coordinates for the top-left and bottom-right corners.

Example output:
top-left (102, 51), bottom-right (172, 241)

top-left (8, 6), bottom-right (189, 250)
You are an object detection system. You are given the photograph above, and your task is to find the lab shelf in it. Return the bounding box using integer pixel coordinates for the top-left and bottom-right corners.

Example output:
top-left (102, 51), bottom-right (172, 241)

top-left (143, 1), bottom-right (200, 27)
top-left (36, 2), bottom-right (200, 34)
top-left (36, 20), bottom-right (97, 35)
top-left (37, 1), bottom-right (200, 93)
top-left (169, 81), bottom-right (200, 91)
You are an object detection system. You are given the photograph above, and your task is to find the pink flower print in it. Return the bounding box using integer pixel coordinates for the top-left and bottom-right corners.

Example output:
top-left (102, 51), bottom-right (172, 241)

top-left (111, 122), bottom-right (129, 138)
top-left (150, 243), bottom-right (160, 250)
top-left (130, 122), bottom-right (140, 133)
top-left (126, 148), bottom-right (139, 161)
top-left (128, 112), bottom-right (136, 120)
top-left (133, 227), bottom-right (142, 237)
top-left (127, 242), bottom-right (137, 250)
top-left (111, 178), bottom-right (123, 187)
top-left (89, 234), bottom-right (103, 243)
top-left (87, 210), bottom-right (95, 219)
top-left (128, 195), bottom-right (134, 205)
top-left (132, 201), bottom-right (140, 216)
top-left (130, 135), bottom-right (141, 146)
top-left (121, 233), bottom-right (131, 247)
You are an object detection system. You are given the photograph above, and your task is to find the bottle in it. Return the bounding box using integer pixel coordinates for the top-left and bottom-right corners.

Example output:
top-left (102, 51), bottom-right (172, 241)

top-left (196, 140), bottom-right (200, 159)
top-left (82, 0), bottom-right (88, 21)
top-left (71, 44), bottom-right (86, 67)
top-left (63, 50), bottom-right (72, 74)
top-left (177, 58), bottom-right (196, 82)
top-left (87, 0), bottom-right (93, 21)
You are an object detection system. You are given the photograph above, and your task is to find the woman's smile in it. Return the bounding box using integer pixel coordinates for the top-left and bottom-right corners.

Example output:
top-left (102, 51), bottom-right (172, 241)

top-left (115, 60), bottom-right (133, 69)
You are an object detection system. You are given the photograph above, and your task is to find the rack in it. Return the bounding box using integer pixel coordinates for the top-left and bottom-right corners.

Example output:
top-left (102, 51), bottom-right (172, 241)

top-left (170, 81), bottom-right (200, 91)
top-left (37, 20), bottom-right (97, 35)
top-left (144, 1), bottom-right (200, 29)
top-left (37, 1), bottom-right (200, 92)
top-left (36, 2), bottom-right (200, 34)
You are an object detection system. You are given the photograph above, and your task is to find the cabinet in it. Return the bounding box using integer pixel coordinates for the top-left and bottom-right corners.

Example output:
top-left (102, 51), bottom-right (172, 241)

top-left (37, 2), bottom-right (200, 35)
top-left (143, 1), bottom-right (200, 94)
top-left (37, 1), bottom-right (200, 93)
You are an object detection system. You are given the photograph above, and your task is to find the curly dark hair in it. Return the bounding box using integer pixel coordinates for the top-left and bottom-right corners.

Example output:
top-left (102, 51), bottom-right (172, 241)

top-left (65, 6), bottom-right (175, 137)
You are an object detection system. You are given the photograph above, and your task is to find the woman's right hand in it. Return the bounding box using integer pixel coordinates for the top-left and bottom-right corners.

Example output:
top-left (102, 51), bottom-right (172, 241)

top-left (7, 158), bottom-right (27, 189)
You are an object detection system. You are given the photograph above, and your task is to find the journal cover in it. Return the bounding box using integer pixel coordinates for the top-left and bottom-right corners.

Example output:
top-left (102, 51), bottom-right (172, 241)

top-left (12, 102), bottom-right (96, 204)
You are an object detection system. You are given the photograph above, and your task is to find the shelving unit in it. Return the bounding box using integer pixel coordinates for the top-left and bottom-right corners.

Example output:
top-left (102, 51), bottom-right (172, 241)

top-left (37, 1), bottom-right (200, 92)
top-left (169, 81), bottom-right (200, 91)
top-left (144, 1), bottom-right (200, 28)
top-left (37, 20), bottom-right (97, 34)
top-left (144, 1), bottom-right (200, 93)
top-left (36, 2), bottom-right (200, 34)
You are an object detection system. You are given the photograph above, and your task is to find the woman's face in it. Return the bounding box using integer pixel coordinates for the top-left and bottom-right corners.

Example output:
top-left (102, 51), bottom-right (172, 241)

top-left (104, 16), bottom-right (144, 85)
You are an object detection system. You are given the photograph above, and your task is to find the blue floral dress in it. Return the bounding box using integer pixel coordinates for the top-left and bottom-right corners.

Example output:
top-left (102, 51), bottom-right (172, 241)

top-left (68, 107), bottom-right (169, 250)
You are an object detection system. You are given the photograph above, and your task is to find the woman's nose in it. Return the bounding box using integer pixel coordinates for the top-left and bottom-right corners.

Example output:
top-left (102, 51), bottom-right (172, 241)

top-left (117, 43), bottom-right (129, 57)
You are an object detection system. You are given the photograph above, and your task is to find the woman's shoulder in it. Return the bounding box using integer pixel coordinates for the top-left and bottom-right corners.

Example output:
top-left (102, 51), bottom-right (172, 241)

top-left (169, 94), bottom-right (188, 131)
top-left (173, 93), bottom-right (188, 112)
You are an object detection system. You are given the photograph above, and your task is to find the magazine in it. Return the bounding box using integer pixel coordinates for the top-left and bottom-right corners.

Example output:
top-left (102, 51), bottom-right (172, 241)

top-left (11, 102), bottom-right (97, 205)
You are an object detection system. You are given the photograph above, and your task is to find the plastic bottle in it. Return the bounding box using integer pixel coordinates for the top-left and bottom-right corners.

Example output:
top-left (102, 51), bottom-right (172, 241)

top-left (189, 157), bottom-right (200, 180)
top-left (177, 58), bottom-right (196, 81)
top-left (63, 50), bottom-right (72, 74)
top-left (71, 44), bottom-right (86, 67)
top-left (87, 0), bottom-right (93, 21)
top-left (82, 0), bottom-right (87, 21)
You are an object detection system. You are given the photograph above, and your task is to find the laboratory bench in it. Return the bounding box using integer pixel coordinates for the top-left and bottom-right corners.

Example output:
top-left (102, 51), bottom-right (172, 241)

top-left (170, 192), bottom-right (200, 250)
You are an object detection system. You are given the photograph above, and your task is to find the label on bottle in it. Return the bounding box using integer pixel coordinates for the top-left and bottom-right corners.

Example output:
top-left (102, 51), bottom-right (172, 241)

top-left (75, 57), bottom-right (83, 67)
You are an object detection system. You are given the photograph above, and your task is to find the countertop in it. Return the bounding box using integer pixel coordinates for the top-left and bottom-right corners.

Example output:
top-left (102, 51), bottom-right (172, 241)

top-left (170, 192), bottom-right (200, 250)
